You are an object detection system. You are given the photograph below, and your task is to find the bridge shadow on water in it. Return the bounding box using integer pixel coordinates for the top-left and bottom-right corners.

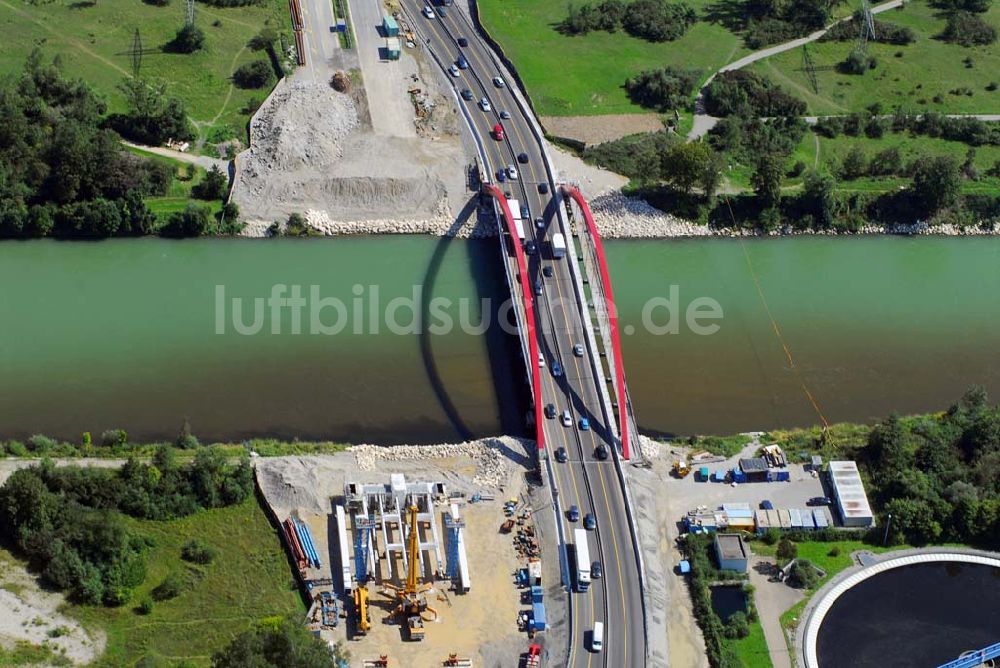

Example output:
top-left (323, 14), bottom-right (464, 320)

top-left (417, 194), bottom-right (527, 443)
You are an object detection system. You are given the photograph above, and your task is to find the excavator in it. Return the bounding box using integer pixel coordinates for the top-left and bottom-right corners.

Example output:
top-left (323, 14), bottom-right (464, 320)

top-left (381, 504), bottom-right (438, 641)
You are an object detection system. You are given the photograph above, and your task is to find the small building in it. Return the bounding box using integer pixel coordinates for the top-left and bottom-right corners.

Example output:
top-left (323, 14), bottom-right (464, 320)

top-left (714, 533), bottom-right (750, 573)
top-left (382, 14), bottom-right (399, 37)
top-left (678, 560), bottom-right (691, 574)
top-left (739, 457), bottom-right (770, 482)
top-left (384, 37), bottom-right (401, 60)
top-left (828, 460), bottom-right (875, 527)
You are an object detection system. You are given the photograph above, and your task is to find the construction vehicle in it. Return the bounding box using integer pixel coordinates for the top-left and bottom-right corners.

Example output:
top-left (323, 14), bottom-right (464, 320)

top-left (443, 654), bottom-right (473, 667)
top-left (362, 656), bottom-right (389, 668)
top-left (672, 460), bottom-right (691, 478)
top-left (353, 585), bottom-right (371, 635)
top-left (381, 505), bottom-right (438, 641)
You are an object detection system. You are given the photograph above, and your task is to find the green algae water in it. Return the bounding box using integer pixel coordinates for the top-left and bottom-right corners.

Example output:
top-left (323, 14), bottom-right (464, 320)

top-left (606, 236), bottom-right (1000, 436)
top-left (0, 236), bottom-right (998, 441)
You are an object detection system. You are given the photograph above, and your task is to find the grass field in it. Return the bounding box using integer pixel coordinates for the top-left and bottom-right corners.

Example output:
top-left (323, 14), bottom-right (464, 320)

top-left (123, 146), bottom-right (227, 221)
top-left (478, 0), bottom-right (748, 116)
top-left (0, 0), bottom-right (286, 149)
top-left (726, 618), bottom-right (772, 668)
top-left (66, 497), bottom-right (304, 667)
top-left (750, 1), bottom-right (1000, 114)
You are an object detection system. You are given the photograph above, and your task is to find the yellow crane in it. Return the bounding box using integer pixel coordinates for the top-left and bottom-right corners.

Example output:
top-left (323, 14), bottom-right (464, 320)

top-left (381, 504), bottom-right (437, 640)
top-left (353, 585), bottom-right (371, 635)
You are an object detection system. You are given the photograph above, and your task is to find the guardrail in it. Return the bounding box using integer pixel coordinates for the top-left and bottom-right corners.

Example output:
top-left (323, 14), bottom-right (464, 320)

top-left (936, 642), bottom-right (1000, 668)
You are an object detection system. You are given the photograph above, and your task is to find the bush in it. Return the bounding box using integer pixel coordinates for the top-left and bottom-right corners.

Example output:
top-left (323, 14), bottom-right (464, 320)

top-left (233, 60), bottom-right (273, 89)
top-left (192, 165), bottom-right (229, 200)
top-left (823, 14), bottom-right (915, 44)
top-left (26, 434), bottom-right (58, 453)
top-left (181, 538), bottom-right (217, 565)
top-left (624, 67), bottom-right (700, 111)
top-left (562, 0), bottom-right (696, 41)
top-left (621, 0), bottom-right (697, 42)
top-left (724, 610), bottom-right (751, 638)
top-left (776, 537), bottom-right (798, 561)
top-left (160, 204), bottom-right (213, 237)
top-left (840, 48), bottom-right (877, 74)
top-left (167, 24), bottom-right (205, 54)
top-left (787, 559), bottom-right (820, 588)
top-left (152, 572), bottom-right (186, 601)
top-left (704, 70), bottom-right (806, 117)
top-left (137, 597), bottom-right (154, 615)
top-left (827, 546), bottom-right (842, 557)
top-left (101, 429), bottom-right (129, 447)
top-left (941, 11), bottom-right (997, 45)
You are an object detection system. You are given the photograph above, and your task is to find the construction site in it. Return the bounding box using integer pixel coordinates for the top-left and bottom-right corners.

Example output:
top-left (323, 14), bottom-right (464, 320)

top-left (254, 438), bottom-right (560, 667)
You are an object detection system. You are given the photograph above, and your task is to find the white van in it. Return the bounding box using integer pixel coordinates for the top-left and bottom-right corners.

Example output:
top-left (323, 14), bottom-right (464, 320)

top-left (590, 621), bottom-right (604, 652)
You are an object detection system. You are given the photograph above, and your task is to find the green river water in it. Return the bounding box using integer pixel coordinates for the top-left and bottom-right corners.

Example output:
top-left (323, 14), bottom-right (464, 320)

top-left (0, 236), bottom-right (997, 442)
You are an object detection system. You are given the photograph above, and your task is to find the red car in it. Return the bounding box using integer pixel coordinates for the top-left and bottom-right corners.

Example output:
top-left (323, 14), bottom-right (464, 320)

top-left (493, 123), bottom-right (504, 141)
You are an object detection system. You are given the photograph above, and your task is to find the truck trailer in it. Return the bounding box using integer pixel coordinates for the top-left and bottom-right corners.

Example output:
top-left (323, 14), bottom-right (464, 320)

top-left (551, 232), bottom-right (566, 259)
top-left (574, 528), bottom-right (591, 592)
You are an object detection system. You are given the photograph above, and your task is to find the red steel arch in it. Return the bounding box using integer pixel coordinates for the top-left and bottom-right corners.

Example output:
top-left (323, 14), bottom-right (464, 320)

top-left (483, 184), bottom-right (545, 451)
top-left (560, 185), bottom-right (631, 460)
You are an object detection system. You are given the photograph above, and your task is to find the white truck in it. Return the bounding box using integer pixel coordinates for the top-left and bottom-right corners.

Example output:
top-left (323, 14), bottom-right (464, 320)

top-left (551, 232), bottom-right (567, 259)
top-left (505, 198), bottom-right (525, 241)
top-left (574, 528), bottom-right (591, 592)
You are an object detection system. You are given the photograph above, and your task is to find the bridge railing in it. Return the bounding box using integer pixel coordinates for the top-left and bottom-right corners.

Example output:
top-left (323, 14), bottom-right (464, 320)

top-left (936, 642), bottom-right (1000, 668)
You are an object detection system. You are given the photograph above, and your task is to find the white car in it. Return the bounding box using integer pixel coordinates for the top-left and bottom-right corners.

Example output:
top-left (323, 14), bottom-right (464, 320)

top-left (493, 76), bottom-right (506, 88)
top-left (448, 64), bottom-right (460, 77)
top-left (479, 97), bottom-right (491, 112)
top-left (422, 5), bottom-right (434, 18)
top-left (538, 352), bottom-right (545, 368)
top-left (507, 164), bottom-right (518, 180)
top-left (573, 343), bottom-right (584, 357)
top-left (561, 410), bottom-right (572, 428)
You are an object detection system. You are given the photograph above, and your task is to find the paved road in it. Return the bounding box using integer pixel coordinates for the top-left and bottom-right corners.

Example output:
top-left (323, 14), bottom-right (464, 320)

top-left (121, 141), bottom-right (229, 172)
top-left (299, 0), bottom-right (340, 83)
top-left (404, 5), bottom-right (645, 666)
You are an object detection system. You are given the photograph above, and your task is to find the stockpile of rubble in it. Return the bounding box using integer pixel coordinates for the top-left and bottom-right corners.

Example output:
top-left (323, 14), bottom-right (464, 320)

top-left (350, 436), bottom-right (530, 490)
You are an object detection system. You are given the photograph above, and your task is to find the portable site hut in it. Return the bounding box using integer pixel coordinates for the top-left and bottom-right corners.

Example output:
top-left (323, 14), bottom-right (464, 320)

top-left (382, 14), bottom-right (399, 37)
top-left (739, 457), bottom-right (770, 482)
top-left (778, 509), bottom-right (792, 529)
top-left (755, 510), bottom-right (771, 534)
top-left (727, 516), bottom-right (755, 532)
top-left (714, 534), bottom-right (750, 573)
top-left (698, 467), bottom-right (710, 482)
top-left (788, 508), bottom-right (803, 529)
top-left (828, 460), bottom-right (875, 527)
top-left (385, 37), bottom-right (401, 60)
top-left (798, 509), bottom-right (816, 529)
top-left (813, 508), bottom-right (830, 529)
top-left (766, 509), bottom-right (781, 528)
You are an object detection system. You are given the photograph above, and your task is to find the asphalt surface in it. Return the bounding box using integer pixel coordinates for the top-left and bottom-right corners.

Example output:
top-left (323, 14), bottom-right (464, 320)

top-left (403, 5), bottom-right (646, 665)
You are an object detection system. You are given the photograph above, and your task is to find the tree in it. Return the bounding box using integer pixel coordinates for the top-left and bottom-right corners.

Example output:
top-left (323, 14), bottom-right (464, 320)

top-left (776, 537), bottom-right (798, 561)
top-left (212, 618), bottom-right (347, 668)
top-left (800, 170), bottom-right (837, 227)
top-left (839, 145), bottom-right (868, 180)
top-left (175, 418), bottom-right (201, 449)
top-left (662, 142), bottom-right (714, 194)
top-left (169, 24), bottom-right (206, 54)
top-left (192, 165), bottom-right (229, 200)
top-left (910, 155), bottom-right (961, 214)
top-left (248, 27), bottom-right (277, 51)
top-left (752, 151), bottom-right (784, 210)
top-left (233, 60), bottom-right (273, 89)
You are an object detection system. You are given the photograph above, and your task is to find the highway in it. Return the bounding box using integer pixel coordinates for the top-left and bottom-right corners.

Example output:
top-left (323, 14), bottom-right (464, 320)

top-left (402, 4), bottom-right (646, 666)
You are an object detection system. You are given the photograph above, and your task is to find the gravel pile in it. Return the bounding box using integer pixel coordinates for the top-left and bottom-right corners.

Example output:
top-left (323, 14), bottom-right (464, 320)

top-left (350, 436), bottom-right (530, 490)
top-left (590, 193), bottom-right (714, 238)
top-left (637, 435), bottom-right (663, 461)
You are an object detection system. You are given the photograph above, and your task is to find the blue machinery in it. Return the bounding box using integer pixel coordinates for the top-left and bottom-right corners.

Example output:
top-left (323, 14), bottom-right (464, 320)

top-left (937, 642), bottom-right (1000, 668)
top-left (444, 510), bottom-right (465, 580)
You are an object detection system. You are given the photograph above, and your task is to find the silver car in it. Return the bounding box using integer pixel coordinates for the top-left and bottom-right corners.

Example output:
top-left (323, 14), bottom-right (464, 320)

top-left (507, 164), bottom-right (518, 180)
top-left (573, 343), bottom-right (584, 357)
top-left (561, 410), bottom-right (572, 427)
top-left (493, 76), bottom-right (506, 88)
top-left (479, 97), bottom-right (491, 112)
